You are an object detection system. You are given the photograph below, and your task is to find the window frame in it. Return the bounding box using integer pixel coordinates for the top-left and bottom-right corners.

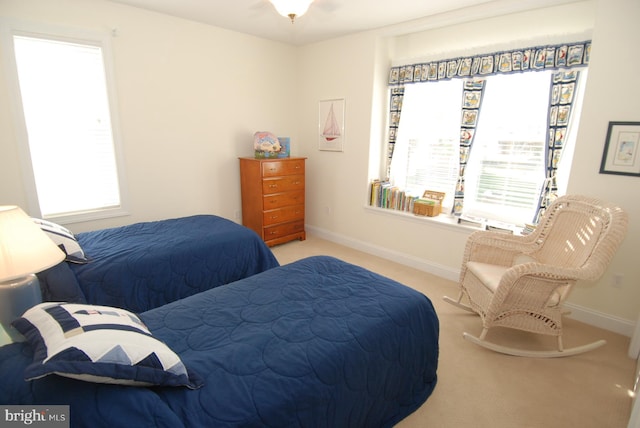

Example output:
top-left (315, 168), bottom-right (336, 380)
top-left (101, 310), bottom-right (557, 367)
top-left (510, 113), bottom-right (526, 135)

top-left (1, 20), bottom-right (129, 224)
top-left (383, 40), bottom-right (590, 228)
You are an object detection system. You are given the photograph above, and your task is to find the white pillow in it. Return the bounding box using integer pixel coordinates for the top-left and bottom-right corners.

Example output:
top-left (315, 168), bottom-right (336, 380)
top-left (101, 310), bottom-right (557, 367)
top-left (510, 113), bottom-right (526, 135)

top-left (32, 218), bottom-right (88, 264)
top-left (13, 302), bottom-right (203, 389)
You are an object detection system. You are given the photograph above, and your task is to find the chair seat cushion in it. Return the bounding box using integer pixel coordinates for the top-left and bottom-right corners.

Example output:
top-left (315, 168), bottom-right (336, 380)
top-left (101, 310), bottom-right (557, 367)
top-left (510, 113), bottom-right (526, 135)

top-left (466, 262), bottom-right (508, 293)
top-left (466, 261), bottom-right (561, 306)
top-left (466, 253), bottom-right (538, 292)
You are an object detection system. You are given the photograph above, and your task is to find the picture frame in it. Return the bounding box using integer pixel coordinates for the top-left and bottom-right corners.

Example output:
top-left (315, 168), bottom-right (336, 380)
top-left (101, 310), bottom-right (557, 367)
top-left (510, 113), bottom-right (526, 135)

top-left (318, 98), bottom-right (345, 152)
top-left (599, 121), bottom-right (640, 177)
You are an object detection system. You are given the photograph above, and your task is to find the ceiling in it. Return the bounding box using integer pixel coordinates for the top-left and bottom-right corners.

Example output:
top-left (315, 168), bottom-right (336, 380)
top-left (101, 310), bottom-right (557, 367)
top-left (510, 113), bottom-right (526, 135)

top-left (107, 0), bottom-right (508, 46)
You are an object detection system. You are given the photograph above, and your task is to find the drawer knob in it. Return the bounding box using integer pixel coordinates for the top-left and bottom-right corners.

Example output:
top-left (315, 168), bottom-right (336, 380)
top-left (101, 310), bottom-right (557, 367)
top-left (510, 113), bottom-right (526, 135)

top-left (269, 184), bottom-right (278, 188)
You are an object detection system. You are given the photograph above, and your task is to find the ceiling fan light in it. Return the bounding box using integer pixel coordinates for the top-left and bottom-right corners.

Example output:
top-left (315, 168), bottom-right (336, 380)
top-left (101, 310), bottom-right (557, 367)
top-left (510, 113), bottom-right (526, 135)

top-left (269, 0), bottom-right (313, 21)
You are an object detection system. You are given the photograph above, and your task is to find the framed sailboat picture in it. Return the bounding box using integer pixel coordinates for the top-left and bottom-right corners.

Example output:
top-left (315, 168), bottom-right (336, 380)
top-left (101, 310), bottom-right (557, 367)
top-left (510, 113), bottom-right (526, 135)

top-left (318, 98), bottom-right (345, 151)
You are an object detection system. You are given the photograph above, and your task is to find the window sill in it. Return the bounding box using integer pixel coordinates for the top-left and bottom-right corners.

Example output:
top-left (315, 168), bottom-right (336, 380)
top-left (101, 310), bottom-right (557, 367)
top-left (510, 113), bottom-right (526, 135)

top-left (363, 205), bottom-right (480, 234)
top-left (363, 205), bottom-right (524, 235)
top-left (45, 206), bottom-right (130, 226)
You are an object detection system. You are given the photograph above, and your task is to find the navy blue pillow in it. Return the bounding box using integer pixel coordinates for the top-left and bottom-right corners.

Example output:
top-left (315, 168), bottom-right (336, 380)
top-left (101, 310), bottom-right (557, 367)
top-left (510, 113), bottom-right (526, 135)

top-left (37, 263), bottom-right (86, 304)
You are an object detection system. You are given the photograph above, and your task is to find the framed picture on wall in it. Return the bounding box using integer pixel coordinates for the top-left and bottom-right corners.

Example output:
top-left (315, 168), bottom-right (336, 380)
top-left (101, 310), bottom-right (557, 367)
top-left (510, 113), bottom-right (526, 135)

top-left (318, 98), bottom-right (345, 152)
top-left (599, 121), bottom-right (640, 177)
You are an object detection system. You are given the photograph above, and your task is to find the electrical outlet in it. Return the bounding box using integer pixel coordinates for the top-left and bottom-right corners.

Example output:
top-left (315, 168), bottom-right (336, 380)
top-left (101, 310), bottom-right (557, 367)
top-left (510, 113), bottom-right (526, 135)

top-left (612, 273), bottom-right (624, 288)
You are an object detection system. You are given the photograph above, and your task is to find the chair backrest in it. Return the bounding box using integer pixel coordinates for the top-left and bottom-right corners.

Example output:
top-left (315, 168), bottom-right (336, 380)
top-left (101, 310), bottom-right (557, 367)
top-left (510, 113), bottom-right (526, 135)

top-left (527, 195), bottom-right (628, 280)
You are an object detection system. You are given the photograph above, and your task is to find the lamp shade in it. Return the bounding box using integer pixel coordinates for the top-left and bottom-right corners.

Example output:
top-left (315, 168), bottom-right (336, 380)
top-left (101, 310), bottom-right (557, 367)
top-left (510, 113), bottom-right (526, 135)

top-left (0, 206), bottom-right (65, 282)
top-left (269, 0), bottom-right (313, 19)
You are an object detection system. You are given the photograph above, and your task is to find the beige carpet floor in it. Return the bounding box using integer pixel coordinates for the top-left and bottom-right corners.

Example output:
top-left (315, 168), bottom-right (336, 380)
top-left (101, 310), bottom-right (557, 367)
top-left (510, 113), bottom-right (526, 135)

top-left (270, 234), bottom-right (635, 428)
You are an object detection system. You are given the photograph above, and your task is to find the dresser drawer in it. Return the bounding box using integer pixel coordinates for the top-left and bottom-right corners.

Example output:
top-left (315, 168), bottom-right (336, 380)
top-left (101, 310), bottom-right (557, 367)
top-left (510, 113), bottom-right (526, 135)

top-left (262, 159), bottom-right (305, 177)
top-left (263, 190), bottom-right (304, 209)
top-left (263, 205), bottom-right (304, 226)
top-left (264, 220), bottom-right (304, 240)
top-left (262, 175), bottom-right (304, 195)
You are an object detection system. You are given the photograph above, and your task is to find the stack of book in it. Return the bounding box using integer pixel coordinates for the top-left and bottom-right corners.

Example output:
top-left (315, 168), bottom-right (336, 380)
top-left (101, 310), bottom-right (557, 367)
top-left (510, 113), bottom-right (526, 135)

top-left (368, 180), bottom-right (419, 213)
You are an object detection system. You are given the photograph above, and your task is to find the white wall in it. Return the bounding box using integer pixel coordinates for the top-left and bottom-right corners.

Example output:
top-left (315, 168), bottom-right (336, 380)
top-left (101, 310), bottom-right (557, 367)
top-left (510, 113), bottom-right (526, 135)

top-left (0, 0), bottom-right (298, 232)
top-left (297, 0), bottom-right (640, 331)
top-left (565, 0), bottom-right (640, 323)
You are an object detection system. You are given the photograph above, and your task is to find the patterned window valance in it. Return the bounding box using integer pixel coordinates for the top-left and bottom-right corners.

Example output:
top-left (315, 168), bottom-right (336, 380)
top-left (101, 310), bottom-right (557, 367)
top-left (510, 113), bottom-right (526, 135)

top-left (388, 40), bottom-right (591, 85)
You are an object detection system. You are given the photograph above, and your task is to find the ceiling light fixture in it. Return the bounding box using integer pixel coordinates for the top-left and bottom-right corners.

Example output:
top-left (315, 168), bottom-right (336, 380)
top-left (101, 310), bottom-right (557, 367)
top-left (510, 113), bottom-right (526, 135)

top-left (269, 0), bottom-right (313, 24)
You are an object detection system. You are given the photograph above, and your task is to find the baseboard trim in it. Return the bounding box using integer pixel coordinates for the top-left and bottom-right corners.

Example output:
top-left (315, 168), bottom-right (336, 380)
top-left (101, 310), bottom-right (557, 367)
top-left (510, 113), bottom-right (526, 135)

top-left (306, 225), bottom-right (460, 281)
top-left (563, 303), bottom-right (635, 337)
top-left (306, 225), bottom-right (635, 337)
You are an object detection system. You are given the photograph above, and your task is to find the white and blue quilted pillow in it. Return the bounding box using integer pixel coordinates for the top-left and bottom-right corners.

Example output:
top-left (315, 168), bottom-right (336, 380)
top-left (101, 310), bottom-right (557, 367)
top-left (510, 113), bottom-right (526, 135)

top-left (32, 218), bottom-right (88, 264)
top-left (12, 302), bottom-right (203, 389)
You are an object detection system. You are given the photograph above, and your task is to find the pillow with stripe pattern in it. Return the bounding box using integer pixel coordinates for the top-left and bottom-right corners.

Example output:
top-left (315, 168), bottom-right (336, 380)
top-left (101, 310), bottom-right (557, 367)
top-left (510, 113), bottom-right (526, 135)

top-left (12, 302), bottom-right (203, 389)
top-left (32, 218), bottom-right (88, 264)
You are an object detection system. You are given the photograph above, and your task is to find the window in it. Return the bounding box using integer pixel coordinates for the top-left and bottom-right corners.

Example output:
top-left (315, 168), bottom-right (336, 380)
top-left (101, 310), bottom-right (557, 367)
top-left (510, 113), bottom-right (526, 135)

top-left (389, 80), bottom-right (462, 209)
top-left (3, 23), bottom-right (127, 223)
top-left (388, 70), bottom-right (583, 226)
top-left (462, 71), bottom-right (552, 224)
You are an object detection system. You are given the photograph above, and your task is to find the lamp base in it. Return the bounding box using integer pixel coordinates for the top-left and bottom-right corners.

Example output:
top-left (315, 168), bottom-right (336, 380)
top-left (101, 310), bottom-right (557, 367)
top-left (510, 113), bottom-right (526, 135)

top-left (0, 274), bottom-right (43, 345)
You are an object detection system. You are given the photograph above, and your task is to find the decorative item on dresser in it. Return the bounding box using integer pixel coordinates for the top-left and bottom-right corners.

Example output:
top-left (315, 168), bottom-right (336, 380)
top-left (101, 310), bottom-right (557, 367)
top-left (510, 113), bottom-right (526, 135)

top-left (239, 157), bottom-right (306, 246)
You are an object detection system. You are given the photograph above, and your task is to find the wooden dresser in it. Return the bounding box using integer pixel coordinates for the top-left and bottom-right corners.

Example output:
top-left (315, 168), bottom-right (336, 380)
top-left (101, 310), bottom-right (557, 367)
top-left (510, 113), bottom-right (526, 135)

top-left (239, 157), bottom-right (306, 247)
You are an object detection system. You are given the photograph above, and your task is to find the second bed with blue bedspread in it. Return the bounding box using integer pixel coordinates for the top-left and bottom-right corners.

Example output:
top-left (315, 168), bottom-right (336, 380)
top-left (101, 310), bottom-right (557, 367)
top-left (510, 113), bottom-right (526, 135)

top-left (2, 256), bottom-right (439, 427)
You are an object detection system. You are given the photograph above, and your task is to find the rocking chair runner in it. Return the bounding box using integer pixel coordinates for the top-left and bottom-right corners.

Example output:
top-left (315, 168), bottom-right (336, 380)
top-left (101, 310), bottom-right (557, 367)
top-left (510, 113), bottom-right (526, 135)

top-left (444, 195), bottom-right (628, 358)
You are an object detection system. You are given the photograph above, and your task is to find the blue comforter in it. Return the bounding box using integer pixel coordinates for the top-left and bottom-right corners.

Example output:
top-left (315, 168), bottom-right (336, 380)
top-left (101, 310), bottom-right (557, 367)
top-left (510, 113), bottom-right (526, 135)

top-left (69, 215), bottom-right (279, 312)
top-left (1, 256), bottom-right (439, 427)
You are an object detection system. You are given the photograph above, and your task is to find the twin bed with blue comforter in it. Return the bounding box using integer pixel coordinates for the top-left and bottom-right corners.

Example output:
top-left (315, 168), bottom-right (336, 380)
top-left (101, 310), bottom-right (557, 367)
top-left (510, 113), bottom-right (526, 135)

top-left (37, 215), bottom-right (280, 312)
top-left (1, 216), bottom-right (439, 427)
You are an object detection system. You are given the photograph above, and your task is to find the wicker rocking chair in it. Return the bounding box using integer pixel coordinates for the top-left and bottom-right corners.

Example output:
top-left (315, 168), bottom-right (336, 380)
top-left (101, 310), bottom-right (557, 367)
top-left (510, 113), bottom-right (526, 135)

top-left (444, 195), bottom-right (628, 357)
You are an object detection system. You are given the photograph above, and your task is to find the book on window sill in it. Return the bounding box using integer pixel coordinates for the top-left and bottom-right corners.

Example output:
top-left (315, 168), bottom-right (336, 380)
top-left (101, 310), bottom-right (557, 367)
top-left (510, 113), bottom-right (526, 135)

top-left (485, 223), bottom-right (514, 234)
top-left (369, 179), bottom-right (381, 206)
top-left (457, 215), bottom-right (484, 228)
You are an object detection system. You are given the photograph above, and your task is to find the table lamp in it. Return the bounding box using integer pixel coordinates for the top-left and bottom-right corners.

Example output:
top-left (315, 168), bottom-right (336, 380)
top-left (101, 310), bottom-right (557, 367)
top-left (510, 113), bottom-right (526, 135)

top-left (0, 205), bottom-right (65, 344)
